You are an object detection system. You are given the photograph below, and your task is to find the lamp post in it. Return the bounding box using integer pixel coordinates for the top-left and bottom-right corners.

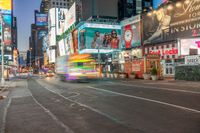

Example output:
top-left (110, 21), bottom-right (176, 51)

top-left (30, 48), bottom-right (32, 67)
top-left (0, 15), bottom-right (5, 85)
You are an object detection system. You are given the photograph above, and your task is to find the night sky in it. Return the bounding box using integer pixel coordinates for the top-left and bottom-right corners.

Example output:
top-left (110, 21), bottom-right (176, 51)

top-left (13, 0), bottom-right (41, 51)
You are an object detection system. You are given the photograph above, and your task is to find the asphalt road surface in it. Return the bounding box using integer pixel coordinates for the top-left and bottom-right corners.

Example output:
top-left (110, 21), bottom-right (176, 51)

top-left (0, 76), bottom-right (200, 133)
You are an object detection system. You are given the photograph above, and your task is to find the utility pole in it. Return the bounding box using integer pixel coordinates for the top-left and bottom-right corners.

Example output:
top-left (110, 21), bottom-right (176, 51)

top-left (0, 16), bottom-right (5, 85)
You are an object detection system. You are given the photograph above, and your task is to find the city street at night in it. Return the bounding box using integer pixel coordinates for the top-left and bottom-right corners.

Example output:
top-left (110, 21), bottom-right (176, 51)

top-left (0, 76), bottom-right (199, 133)
top-left (1, 0), bottom-right (200, 132)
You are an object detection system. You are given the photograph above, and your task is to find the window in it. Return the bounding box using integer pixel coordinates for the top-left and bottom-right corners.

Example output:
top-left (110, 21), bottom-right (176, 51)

top-left (63, 3), bottom-right (66, 6)
top-left (127, 0), bottom-right (133, 4)
top-left (56, 2), bottom-right (59, 5)
top-left (60, 3), bottom-right (62, 5)
top-left (52, 2), bottom-right (55, 5)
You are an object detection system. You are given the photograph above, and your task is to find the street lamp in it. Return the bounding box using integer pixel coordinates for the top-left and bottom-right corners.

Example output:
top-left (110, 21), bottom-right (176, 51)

top-left (0, 15), bottom-right (5, 85)
top-left (30, 48), bottom-right (32, 67)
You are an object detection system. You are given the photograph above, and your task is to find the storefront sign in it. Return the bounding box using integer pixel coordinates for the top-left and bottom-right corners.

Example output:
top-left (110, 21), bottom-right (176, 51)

top-left (132, 64), bottom-right (140, 71)
top-left (146, 54), bottom-right (160, 59)
top-left (149, 48), bottom-right (178, 56)
top-left (185, 55), bottom-right (200, 65)
top-left (143, 0), bottom-right (200, 44)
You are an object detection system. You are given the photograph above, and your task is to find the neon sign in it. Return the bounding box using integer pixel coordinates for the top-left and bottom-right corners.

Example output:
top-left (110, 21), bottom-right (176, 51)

top-left (149, 48), bottom-right (178, 56)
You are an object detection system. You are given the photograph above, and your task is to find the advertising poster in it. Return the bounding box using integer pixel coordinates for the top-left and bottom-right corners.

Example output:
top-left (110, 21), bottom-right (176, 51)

top-left (72, 30), bottom-right (78, 53)
top-left (64, 3), bottom-right (76, 31)
top-left (48, 28), bottom-right (56, 46)
top-left (78, 23), bottom-right (121, 51)
top-left (58, 8), bottom-right (68, 35)
top-left (38, 30), bottom-right (47, 39)
top-left (76, 0), bottom-right (82, 22)
top-left (121, 15), bottom-right (141, 49)
top-left (35, 13), bottom-right (48, 26)
top-left (2, 14), bottom-right (12, 45)
top-left (58, 39), bottom-right (66, 56)
top-left (48, 8), bottom-right (56, 28)
top-left (49, 49), bottom-right (55, 63)
top-left (180, 38), bottom-right (200, 56)
top-left (64, 33), bottom-right (74, 55)
top-left (0, 0), bottom-right (12, 46)
top-left (153, 0), bottom-right (168, 9)
top-left (143, 0), bottom-right (200, 45)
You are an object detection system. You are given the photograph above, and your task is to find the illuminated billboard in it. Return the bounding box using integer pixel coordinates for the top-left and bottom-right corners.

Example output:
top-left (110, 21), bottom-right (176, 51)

top-left (0, 0), bottom-right (12, 46)
top-left (153, 0), bottom-right (168, 9)
top-left (0, 0), bottom-right (12, 14)
top-left (143, 0), bottom-right (200, 45)
top-left (35, 13), bottom-right (48, 26)
top-left (121, 15), bottom-right (141, 49)
top-left (2, 14), bottom-right (12, 45)
top-left (78, 23), bottom-right (121, 54)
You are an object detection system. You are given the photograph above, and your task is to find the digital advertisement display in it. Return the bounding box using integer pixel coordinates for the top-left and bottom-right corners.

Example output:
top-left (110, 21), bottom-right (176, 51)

top-left (179, 38), bottom-right (200, 56)
top-left (35, 13), bottom-right (48, 26)
top-left (0, 0), bottom-right (12, 46)
top-left (121, 15), bottom-right (141, 49)
top-left (64, 33), bottom-right (74, 55)
top-left (153, 0), bottom-right (168, 9)
top-left (0, 0), bottom-right (12, 14)
top-left (143, 0), bottom-right (200, 45)
top-left (2, 14), bottom-right (12, 45)
top-left (78, 23), bottom-right (121, 53)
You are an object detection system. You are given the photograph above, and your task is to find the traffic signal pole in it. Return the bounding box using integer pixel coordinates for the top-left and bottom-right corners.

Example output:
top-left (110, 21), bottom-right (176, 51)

top-left (0, 16), bottom-right (5, 85)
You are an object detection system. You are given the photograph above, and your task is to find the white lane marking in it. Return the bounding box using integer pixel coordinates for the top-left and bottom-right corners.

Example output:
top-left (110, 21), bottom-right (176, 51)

top-left (1, 98), bottom-right (11, 133)
top-left (88, 86), bottom-right (200, 114)
top-left (27, 81), bottom-right (74, 133)
top-left (109, 81), bottom-right (200, 95)
top-left (67, 92), bottom-right (80, 99)
top-left (40, 84), bottom-right (123, 125)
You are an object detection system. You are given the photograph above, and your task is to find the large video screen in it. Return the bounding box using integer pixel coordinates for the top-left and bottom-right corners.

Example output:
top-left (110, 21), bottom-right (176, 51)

top-left (78, 23), bottom-right (121, 53)
top-left (0, 0), bottom-right (12, 46)
top-left (35, 13), bottom-right (48, 26)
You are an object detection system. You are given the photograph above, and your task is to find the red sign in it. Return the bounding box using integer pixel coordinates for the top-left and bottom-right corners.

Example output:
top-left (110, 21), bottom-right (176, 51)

top-left (149, 48), bottom-right (178, 56)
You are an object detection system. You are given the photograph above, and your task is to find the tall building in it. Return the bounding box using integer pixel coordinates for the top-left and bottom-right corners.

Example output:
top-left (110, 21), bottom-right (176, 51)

top-left (118, 0), bottom-right (153, 20)
top-left (47, 0), bottom-right (74, 9)
top-left (12, 17), bottom-right (17, 48)
top-left (40, 0), bottom-right (49, 13)
top-left (81, 0), bottom-right (118, 19)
